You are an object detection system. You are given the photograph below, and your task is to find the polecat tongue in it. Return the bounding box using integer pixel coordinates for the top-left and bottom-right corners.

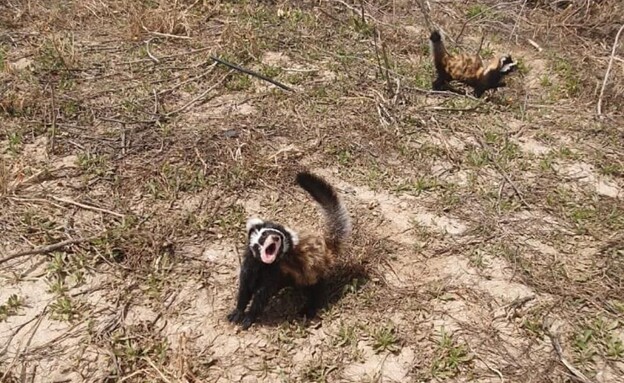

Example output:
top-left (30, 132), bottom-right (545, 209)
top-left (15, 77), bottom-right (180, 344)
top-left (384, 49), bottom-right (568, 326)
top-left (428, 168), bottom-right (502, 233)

top-left (260, 242), bottom-right (277, 264)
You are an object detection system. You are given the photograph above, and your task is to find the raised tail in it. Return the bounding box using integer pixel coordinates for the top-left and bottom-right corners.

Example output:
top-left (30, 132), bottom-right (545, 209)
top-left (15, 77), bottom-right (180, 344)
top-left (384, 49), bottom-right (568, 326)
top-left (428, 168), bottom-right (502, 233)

top-left (429, 30), bottom-right (446, 70)
top-left (296, 171), bottom-right (351, 252)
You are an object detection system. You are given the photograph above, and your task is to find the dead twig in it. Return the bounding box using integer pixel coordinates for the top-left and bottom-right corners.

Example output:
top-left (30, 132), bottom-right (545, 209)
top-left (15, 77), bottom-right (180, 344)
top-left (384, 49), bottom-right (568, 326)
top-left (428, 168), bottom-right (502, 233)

top-left (476, 34), bottom-right (485, 56)
top-left (527, 38), bottom-right (543, 52)
top-left (597, 23), bottom-right (624, 117)
top-left (210, 56), bottom-right (294, 92)
top-left (49, 84), bottom-right (56, 155)
top-left (546, 330), bottom-right (595, 383)
top-left (415, 0), bottom-right (433, 32)
top-left (144, 356), bottom-right (174, 383)
top-left (0, 304), bottom-right (48, 382)
top-left (49, 195), bottom-right (125, 218)
top-left (165, 69), bottom-right (234, 116)
top-left (145, 38), bottom-right (160, 63)
top-left (118, 46), bottom-right (211, 65)
top-left (0, 236), bottom-right (100, 265)
top-left (475, 134), bottom-right (532, 209)
top-left (509, 0), bottom-right (528, 41)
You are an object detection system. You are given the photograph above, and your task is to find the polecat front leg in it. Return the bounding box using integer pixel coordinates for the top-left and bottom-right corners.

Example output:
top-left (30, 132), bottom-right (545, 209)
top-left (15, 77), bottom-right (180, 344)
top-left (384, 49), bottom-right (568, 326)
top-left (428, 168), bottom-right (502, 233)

top-left (227, 251), bottom-right (256, 324)
top-left (240, 280), bottom-right (279, 330)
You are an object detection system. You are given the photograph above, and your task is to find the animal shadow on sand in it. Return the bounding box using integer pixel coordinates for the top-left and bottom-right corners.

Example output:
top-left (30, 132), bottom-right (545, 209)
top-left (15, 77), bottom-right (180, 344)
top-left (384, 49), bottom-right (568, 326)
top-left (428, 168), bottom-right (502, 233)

top-left (250, 262), bottom-right (370, 328)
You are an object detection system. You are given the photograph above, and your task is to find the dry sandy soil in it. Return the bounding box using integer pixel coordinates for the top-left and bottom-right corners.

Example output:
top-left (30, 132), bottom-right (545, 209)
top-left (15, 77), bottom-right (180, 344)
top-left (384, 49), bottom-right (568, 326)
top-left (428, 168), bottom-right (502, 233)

top-left (1, 1), bottom-right (624, 382)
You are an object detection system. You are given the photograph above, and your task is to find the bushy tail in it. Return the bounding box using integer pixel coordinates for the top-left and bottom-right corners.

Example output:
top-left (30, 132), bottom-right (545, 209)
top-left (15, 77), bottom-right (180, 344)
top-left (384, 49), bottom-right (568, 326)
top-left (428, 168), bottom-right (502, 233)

top-left (296, 171), bottom-right (351, 252)
top-left (429, 30), bottom-right (446, 70)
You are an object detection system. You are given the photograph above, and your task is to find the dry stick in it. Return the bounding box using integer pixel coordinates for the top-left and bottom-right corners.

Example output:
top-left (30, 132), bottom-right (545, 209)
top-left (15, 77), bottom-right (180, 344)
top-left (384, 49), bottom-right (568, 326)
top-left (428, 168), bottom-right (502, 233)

top-left (210, 56), bottom-right (294, 92)
top-left (49, 84), bottom-right (56, 154)
top-left (547, 331), bottom-right (595, 383)
top-left (509, 0), bottom-right (528, 41)
top-left (527, 38), bottom-right (543, 52)
top-left (145, 38), bottom-right (160, 63)
top-left (358, 0), bottom-right (365, 25)
top-left (332, 0), bottom-right (376, 23)
top-left (49, 196), bottom-right (125, 218)
top-left (165, 69), bottom-right (234, 116)
top-left (415, 0), bottom-right (433, 31)
top-left (476, 34), bottom-right (485, 56)
top-left (455, 2), bottom-right (515, 44)
top-left (597, 23), bottom-right (624, 117)
top-left (475, 134), bottom-right (532, 209)
top-left (0, 236), bottom-right (100, 265)
top-left (118, 46), bottom-right (212, 65)
top-left (0, 304), bottom-right (48, 382)
top-left (373, 29), bottom-right (391, 92)
top-left (379, 32), bottom-right (393, 94)
top-left (144, 357), bottom-right (174, 383)
top-left (0, 314), bottom-right (40, 357)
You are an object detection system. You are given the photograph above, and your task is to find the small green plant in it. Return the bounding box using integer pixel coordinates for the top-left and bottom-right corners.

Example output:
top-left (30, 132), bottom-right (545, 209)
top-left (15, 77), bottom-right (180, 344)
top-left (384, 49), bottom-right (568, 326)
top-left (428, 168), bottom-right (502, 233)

top-left (539, 156), bottom-right (554, 172)
top-left (431, 328), bottom-right (473, 378)
top-left (7, 132), bottom-right (22, 154)
top-left (343, 277), bottom-right (365, 295)
top-left (606, 337), bottom-right (624, 359)
top-left (540, 75), bottom-right (552, 87)
top-left (49, 295), bottom-right (77, 322)
top-left (336, 149), bottom-right (353, 166)
top-left (334, 322), bottom-right (357, 347)
top-left (0, 295), bottom-right (24, 321)
top-left (395, 176), bottom-right (440, 196)
top-left (76, 153), bottom-right (108, 176)
top-left (599, 163), bottom-right (623, 177)
top-left (515, 57), bottom-right (529, 75)
top-left (371, 323), bottom-right (400, 353)
top-left (465, 148), bottom-right (489, 167)
top-left (351, 16), bottom-right (375, 37)
top-left (521, 318), bottom-right (544, 337)
top-left (301, 357), bottom-right (336, 383)
top-left (466, 4), bottom-right (490, 18)
top-left (477, 46), bottom-right (493, 59)
top-left (572, 328), bottom-right (597, 365)
top-left (262, 64), bottom-right (282, 79)
top-left (225, 73), bottom-right (252, 91)
top-left (553, 56), bottom-right (581, 97)
top-left (468, 249), bottom-right (487, 269)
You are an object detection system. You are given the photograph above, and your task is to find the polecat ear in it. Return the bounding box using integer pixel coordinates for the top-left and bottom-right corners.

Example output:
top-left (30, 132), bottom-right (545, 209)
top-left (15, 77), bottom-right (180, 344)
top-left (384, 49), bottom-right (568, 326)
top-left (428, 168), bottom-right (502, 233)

top-left (246, 217), bottom-right (264, 233)
top-left (284, 227), bottom-right (299, 247)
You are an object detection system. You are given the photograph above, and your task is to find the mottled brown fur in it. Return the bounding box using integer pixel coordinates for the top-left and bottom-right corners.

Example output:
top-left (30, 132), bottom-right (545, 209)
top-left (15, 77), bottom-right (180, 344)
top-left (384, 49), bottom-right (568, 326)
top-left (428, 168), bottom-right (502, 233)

top-left (430, 30), bottom-right (517, 98)
top-left (280, 234), bottom-right (336, 286)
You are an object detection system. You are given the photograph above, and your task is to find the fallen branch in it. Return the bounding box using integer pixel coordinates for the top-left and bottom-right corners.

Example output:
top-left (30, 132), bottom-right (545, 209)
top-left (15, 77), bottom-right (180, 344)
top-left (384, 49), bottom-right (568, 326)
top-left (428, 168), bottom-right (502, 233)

top-left (49, 196), bottom-right (125, 218)
top-left (145, 38), bottom-right (160, 63)
top-left (210, 55), bottom-right (294, 92)
top-left (527, 38), bottom-right (542, 52)
top-left (0, 236), bottom-right (100, 265)
top-left (597, 23), bottom-right (624, 117)
top-left (547, 330), bottom-right (595, 383)
top-left (165, 69), bottom-right (234, 116)
top-left (475, 134), bottom-right (532, 209)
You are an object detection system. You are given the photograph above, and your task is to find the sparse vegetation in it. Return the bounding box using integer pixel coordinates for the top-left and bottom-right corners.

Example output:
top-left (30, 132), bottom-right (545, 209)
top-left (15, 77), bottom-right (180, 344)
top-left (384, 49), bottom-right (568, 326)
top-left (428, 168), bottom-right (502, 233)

top-left (370, 322), bottom-right (400, 354)
top-left (431, 328), bottom-right (473, 378)
top-left (0, 294), bottom-right (24, 321)
top-left (1, 0), bottom-right (623, 381)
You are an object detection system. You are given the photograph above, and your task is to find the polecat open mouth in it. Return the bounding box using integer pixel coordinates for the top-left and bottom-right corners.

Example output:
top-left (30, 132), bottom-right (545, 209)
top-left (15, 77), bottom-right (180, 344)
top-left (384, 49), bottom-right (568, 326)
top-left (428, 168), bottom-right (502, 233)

top-left (260, 236), bottom-right (281, 264)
